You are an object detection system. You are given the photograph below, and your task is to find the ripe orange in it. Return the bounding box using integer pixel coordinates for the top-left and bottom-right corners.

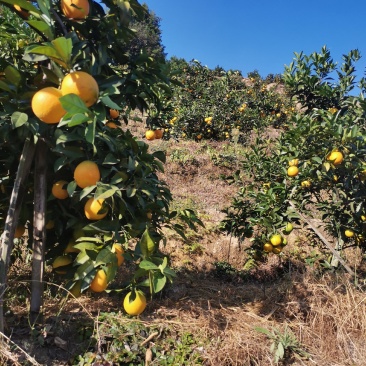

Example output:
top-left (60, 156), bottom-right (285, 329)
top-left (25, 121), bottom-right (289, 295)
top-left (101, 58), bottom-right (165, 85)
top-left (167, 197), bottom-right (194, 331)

top-left (74, 160), bottom-right (100, 188)
top-left (106, 121), bottom-right (118, 129)
top-left (154, 129), bottom-right (164, 139)
top-left (123, 290), bottom-right (147, 316)
top-left (109, 109), bottom-right (119, 119)
top-left (31, 87), bottom-right (66, 124)
top-left (327, 151), bottom-right (343, 165)
top-left (287, 166), bottom-right (299, 177)
top-left (52, 180), bottom-right (69, 199)
top-left (344, 229), bottom-right (355, 238)
top-left (113, 243), bottom-right (125, 266)
top-left (61, 71), bottom-right (99, 107)
top-left (146, 211), bottom-right (153, 220)
top-left (84, 197), bottom-right (108, 220)
top-left (263, 243), bottom-right (273, 253)
top-left (270, 234), bottom-right (282, 246)
top-left (145, 130), bottom-right (155, 140)
top-left (60, 0), bottom-right (89, 19)
top-left (288, 158), bottom-right (299, 166)
top-left (14, 225), bottom-right (25, 239)
top-left (90, 269), bottom-right (108, 292)
top-left (52, 255), bottom-right (72, 274)
top-left (301, 180), bottom-right (311, 188)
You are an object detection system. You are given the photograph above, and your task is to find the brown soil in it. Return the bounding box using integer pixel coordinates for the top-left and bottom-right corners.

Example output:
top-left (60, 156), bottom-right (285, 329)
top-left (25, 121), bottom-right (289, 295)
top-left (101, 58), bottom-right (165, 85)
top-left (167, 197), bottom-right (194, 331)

top-left (2, 125), bottom-right (366, 366)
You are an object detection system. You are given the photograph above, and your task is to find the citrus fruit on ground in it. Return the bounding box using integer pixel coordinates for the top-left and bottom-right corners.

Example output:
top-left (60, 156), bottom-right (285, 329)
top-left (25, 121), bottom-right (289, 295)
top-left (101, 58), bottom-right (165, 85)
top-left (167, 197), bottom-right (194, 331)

top-left (60, 0), bottom-right (89, 19)
top-left (52, 255), bottom-right (72, 274)
top-left (287, 166), bottom-right (299, 177)
top-left (90, 269), bottom-right (108, 292)
top-left (301, 180), bottom-right (311, 188)
top-left (61, 71), bottom-right (99, 107)
top-left (69, 280), bottom-right (82, 298)
top-left (123, 290), bottom-right (147, 316)
top-left (145, 130), bottom-right (155, 140)
top-left (288, 158), bottom-right (299, 166)
top-left (106, 121), bottom-right (118, 129)
top-left (270, 234), bottom-right (283, 246)
top-left (84, 197), bottom-right (108, 220)
top-left (344, 229), bottom-right (355, 238)
top-left (327, 151), bottom-right (344, 165)
top-left (109, 109), bottom-right (119, 119)
top-left (64, 240), bottom-right (80, 253)
top-left (263, 243), bottom-right (273, 253)
top-left (74, 160), bottom-right (100, 188)
top-left (113, 243), bottom-right (125, 266)
top-left (52, 180), bottom-right (69, 199)
top-left (31, 87), bottom-right (66, 124)
top-left (272, 246), bottom-right (283, 254)
top-left (154, 129), bottom-right (164, 139)
top-left (282, 238), bottom-right (288, 246)
top-left (14, 225), bottom-right (25, 239)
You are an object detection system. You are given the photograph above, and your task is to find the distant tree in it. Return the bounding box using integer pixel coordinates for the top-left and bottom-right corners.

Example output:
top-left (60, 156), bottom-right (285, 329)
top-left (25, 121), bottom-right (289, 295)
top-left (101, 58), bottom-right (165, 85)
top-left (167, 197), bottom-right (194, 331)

top-left (125, 4), bottom-right (166, 61)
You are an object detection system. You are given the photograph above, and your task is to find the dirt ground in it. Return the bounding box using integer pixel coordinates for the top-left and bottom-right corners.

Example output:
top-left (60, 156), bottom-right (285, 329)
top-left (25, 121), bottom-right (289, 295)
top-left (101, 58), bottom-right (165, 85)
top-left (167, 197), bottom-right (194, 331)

top-left (2, 128), bottom-right (366, 366)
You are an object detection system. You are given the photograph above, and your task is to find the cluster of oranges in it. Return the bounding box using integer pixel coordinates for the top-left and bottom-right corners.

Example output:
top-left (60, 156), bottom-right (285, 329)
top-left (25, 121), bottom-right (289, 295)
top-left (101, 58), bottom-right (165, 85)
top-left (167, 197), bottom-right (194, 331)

top-left (31, 71), bottom-right (99, 124)
top-left (145, 129), bottom-right (164, 141)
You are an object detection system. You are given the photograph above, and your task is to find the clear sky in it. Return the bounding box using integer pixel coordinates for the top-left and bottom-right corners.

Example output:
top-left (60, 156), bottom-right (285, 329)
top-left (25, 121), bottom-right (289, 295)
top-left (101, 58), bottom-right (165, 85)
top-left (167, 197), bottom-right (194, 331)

top-left (143, 0), bottom-right (366, 84)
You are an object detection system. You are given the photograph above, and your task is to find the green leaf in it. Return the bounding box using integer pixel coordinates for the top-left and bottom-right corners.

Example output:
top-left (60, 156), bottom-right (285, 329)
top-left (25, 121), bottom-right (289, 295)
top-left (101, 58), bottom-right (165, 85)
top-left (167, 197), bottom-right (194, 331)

top-left (275, 342), bottom-right (285, 362)
top-left (101, 96), bottom-right (121, 109)
top-left (4, 65), bottom-right (21, 87)
top-left (26, 20), bottom-right (53, 41)
top-left (139, 260), bottom-right (159, 270)
top-left (95, 248), bottom-right (115, 266)
top-left (59, 94), bottom-right (90, 114)
top-left (139, 228), bottom-right (156, 258)
top-left (95, 185), bottom-right (118, 200)
top-left (0, 80), bottom-right (12, 93)
top-left (152, 273), bottom-right (166, 293)
top-left (67, 113), bottom-right (90, 127)
top-left (11, 112), bottom-right (28, 128)
top-left (74, 259), bottom-right (96, 280)
top-left (85, 118), bottom-right (96, 145)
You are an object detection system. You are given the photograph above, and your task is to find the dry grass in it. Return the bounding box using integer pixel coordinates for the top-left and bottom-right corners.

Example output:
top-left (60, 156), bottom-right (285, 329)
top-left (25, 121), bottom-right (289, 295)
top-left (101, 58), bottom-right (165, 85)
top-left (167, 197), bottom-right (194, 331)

top-left (3, 133), bottom-right (366, 365)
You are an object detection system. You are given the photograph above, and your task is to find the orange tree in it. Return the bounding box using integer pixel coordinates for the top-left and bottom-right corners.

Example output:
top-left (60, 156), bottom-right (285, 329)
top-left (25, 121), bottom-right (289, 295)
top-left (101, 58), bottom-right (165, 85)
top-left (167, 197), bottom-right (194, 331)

top-left (221, 47), bottom-right (366, 270)
top-left (0, 0), bottom-right (202, 331)
top-left (158, 58), bottom-right (293, 141)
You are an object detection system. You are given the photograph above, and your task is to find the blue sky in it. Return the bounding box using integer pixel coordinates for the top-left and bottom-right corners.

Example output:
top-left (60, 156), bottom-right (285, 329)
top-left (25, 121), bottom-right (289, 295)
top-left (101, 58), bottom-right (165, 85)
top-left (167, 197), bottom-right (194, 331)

top-left (143, 1), bottom-right (366, 84)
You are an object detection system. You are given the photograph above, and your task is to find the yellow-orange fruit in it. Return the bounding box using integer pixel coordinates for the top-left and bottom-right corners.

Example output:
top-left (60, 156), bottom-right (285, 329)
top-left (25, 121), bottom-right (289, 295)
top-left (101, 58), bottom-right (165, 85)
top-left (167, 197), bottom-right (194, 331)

top-left (109, 109), bottom-right (119, 119)
top-left (287, 166), bottom-right (299, 177)
top-left (145, 130), bottom-right (155, 140)
top-left (154, 129), bottom-right (164, 139)
top-left (113, 243), bottom-right (125, 266)
top-left (60, 0), bottom-right (89, 19)
top-left (327, 151), bottom-right (344, 165)
top-left (52, 180), bottom-right (69, 199)
top-left (61, 71), bottom-right (99, 107)
top-left (74, 160), bottom-right (100, 188)
top-left (84, 197), bottom-right (108, 220)
top-left (31, 87), bottom-right (66, 124)
top-left (90, 269), bottom-right (108, 292)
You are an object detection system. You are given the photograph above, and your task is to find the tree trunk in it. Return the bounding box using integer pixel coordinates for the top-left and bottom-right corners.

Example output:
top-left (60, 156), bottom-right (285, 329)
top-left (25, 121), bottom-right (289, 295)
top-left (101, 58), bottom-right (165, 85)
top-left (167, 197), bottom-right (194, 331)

top-left (0, 137), bottom-right (36, 335)
top-left (30, 139), bottom-right (48, 325)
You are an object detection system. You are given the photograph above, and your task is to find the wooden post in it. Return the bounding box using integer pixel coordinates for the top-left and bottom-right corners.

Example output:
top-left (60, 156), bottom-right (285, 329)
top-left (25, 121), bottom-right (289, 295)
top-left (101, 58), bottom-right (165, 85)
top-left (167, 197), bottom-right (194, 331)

top-left (30, 139), bottom-right (48, 324)
top-left (0, 137), bottom-right (35, 335)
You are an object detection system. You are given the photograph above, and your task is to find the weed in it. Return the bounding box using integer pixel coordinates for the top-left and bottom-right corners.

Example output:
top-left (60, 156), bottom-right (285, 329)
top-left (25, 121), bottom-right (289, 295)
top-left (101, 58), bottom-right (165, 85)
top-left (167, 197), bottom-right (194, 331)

top-left (255, 324), bottom-right (311, 364)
